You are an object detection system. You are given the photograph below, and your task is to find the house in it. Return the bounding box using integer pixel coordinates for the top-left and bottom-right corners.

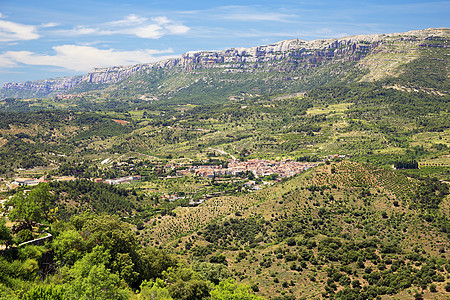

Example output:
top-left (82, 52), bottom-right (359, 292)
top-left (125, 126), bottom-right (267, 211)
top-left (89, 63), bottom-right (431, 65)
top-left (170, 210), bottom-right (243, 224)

top-left (104, 175), bottom-right (141, 185)
top-left (56, 176), bottom-right (77, 182)
top-left (11, 178), bottom-right (40, 186)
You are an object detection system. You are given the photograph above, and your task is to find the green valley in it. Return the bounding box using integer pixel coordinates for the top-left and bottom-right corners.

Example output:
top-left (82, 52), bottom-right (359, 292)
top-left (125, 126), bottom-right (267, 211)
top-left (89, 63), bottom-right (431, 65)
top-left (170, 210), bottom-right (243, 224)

top-left (0, 28), bottom-right (449, 299)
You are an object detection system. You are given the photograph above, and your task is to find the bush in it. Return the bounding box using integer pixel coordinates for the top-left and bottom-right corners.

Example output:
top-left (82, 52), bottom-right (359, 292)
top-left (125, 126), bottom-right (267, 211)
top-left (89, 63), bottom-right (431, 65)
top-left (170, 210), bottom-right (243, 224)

top-left (209, 254), bottom-right (228, 265)
top-left (23, 285), bottom-right (65, 300)
top-left (286, 237), bottom-right (296, 246)
top-left (16, 229), bottom-right (33, 244)
top-left (445, 282), bottom-right (450, 292)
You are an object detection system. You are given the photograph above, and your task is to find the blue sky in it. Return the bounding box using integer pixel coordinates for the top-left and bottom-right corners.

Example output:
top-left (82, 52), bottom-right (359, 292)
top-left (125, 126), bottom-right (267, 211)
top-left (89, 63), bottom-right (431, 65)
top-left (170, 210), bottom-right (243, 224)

top-left (0, 0), bottom-right (448, 84)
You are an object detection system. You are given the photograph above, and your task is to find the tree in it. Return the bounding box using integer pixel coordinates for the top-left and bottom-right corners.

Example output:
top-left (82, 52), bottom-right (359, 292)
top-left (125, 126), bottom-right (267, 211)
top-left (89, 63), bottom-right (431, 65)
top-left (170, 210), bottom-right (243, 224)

top-left (61, 245), bottom-right (129, 299)
top-left (137, 247), bottom-right (178, 282)
top-left (158, 266), bottom-right (211, 300)
top-left (7, 192), bottom-right (41, 230)
top-left (65, 263), bottom-right (129, 300)
top-left (210, 278), bottom-right (264, 300)
top-left (0, 218), bottom-right (13, 249)
top-left (7, 183), bottom-right (54, 230)
top-left (64, 213), bottom-right (178, 288)
top-left (71, 212), bottom-right (139, 258)
top-left (139, 279), bottom-right (173, 299)
top-left (167, 279), bottom-right (210, 300)
top-left (112, 253), bottom-right (139, 288)
top-left (52, 229), bottom-right (86, 265)
top-left (28, 183), bottom-right (54, 222)
top-left (193, 262), bottom-right (231, 285)
top-left (23, 285), bottom-right (65, 300)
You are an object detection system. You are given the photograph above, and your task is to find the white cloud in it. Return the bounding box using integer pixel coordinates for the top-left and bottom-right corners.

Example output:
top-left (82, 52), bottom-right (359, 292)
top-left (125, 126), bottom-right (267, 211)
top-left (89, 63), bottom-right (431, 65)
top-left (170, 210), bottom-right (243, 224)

top-left (214, 6), bottom-right (296, 23)
top-left (40, 22), bottom-right (60, 28)
top-left (153, 16), bottom-right (171, 25)
top-left (0, 52), bottom-right (17, 68)
top-left (63, 25), bottom-right (101, 35)
top-left (0, 45), bottom-right (175, 72)
top-left (129, 16), bottom-right (190, 38)
top-left (0, 19), bottom-right (40, 42)
top-left (107, 14), bottom-right (148, 26)
top-left (133, 24), bottom-right (164, 39)
top-left (221, 12), bottom-right (296, 23)
top-left (61, 14), bottom-right (190, 39)
top-left (165, 24), bottom-right (190, 35)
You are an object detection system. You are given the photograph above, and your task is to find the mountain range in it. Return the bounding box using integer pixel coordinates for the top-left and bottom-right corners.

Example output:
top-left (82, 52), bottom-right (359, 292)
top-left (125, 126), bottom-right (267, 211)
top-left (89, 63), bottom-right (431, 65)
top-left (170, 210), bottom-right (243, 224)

top-left (1, 28), bottom-right (448, 102)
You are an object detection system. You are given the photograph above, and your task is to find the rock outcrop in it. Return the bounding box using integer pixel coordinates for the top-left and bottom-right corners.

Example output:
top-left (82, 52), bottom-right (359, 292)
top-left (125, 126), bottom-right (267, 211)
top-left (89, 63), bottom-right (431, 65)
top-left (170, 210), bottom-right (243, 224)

top-left (2, 76), bottom-right (83, 95)
top-left (81, 64), bottom-right (148, 84)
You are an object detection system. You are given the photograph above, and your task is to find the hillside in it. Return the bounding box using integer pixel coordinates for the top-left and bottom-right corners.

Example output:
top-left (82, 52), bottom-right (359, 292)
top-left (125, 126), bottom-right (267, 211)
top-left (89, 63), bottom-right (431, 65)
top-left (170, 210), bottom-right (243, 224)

top-left (0, 79), bottom-right (448, 179)
top-left (1, 160), bottom-right (449, 299)
top-left (1, 28), bottom-right (448, 104)
top-left (145, 161), bottom-right (450, 299)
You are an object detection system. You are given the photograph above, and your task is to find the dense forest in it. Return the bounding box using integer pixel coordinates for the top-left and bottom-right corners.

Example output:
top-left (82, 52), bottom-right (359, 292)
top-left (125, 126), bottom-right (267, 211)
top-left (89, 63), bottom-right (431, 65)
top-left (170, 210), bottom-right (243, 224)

top-left (0, 210), bottom-right (263, 299)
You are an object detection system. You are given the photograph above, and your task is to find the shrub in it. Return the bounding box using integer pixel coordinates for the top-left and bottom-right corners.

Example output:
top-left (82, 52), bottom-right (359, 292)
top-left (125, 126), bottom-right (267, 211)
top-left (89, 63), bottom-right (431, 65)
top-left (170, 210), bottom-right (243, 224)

top-left (16, 229), bottom-right (33, 244)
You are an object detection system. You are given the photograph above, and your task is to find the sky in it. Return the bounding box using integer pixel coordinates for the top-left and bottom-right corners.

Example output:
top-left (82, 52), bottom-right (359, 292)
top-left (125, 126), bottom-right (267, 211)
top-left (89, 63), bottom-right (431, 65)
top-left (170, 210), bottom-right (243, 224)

top-left (0, 0), bottom-right (448, 84)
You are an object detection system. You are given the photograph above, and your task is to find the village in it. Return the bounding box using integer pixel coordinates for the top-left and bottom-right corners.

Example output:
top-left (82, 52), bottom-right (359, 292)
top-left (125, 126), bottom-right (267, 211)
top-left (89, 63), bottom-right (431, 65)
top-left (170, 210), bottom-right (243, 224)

top-left (0, 157), bottom-right (337, 195)
top-left (177, 158), bottom-right (321, 179)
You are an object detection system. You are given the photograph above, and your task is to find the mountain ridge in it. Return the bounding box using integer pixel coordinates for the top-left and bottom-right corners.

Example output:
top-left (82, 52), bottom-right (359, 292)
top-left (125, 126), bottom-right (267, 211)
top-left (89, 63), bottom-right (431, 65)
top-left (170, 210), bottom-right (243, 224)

top-left (1, 27), bottom-right (448, 99)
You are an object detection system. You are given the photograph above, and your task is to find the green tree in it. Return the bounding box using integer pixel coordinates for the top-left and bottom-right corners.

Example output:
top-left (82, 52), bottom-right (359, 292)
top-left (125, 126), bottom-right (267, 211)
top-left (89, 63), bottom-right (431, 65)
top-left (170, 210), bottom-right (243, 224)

top-left (137, 247), bottom-right (178, 282)
top-left (52, 229), bottom-right (86, 266)
top-left (63, 246), bottom-right (129, 300)
top-left (72, 213), bottom-right (138, 258)
top-left (23, 285), bottom-right (65, 300)
top-left (65, 264), bottom-right (129, 300)
top-left (64, 245), bottom-right (111, 280)
top-left (28, 183), bottom-right (54, 222)
top-left (0, 283), bottom-right (19, 300)
top-left (0, 218), bottom-right (13, 249)
top-left (210, 278), bottom-right (264, 300)
top-left (138, 279), bottom-right (173, 300)
top-left (193, 262), bottom-right (231, 285)
top-left (15, 229), bottom-right (33, 244)
top-left (7, 184), bottom-right (54, 230)
top-left (66, 213), bottom-right (178, 288)
top-left (112, 253), bottom-right (139, 288)
top-left (168, 280), bottom-right (210, 300)
top-left (162, 266), bottom-right (210, 300)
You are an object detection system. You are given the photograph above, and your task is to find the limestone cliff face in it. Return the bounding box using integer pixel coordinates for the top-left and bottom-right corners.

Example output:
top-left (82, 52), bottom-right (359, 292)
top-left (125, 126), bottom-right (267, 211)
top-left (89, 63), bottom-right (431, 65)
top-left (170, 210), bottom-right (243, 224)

top-left (174, 37), bottom-right (376, 71)
top-left (2, 76), bottom-right (83, 94)
top-left (2, 37), bottom-right (374, 94)
top-left (2, 28), bottom-right (447, 97)
top-left (81, 65), bottom-right (148, 84)
top-left (1, 65), bottom-right (148, 95)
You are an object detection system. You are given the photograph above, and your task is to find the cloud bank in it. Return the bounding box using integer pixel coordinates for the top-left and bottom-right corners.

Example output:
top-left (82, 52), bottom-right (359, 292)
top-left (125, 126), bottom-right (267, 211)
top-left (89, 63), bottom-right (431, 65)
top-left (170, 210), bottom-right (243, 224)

top-left (0, 45), bottom-right (175, 72)
top-left (59, 14), bottom-right (190, 39)
top-left (0, 16), bottom-right (40, 42)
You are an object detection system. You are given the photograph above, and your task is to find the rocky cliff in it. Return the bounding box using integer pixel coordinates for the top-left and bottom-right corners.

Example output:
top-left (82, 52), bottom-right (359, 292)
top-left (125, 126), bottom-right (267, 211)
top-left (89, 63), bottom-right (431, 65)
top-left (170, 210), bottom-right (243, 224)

top-left (1, 65), bottom-right (149, 97)
top-left (1, 28), bottom-right (447, 98)
top-left (2, 76), bottom-right (83, 96)
top-left (81, 64), bottom-right (149, 84)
